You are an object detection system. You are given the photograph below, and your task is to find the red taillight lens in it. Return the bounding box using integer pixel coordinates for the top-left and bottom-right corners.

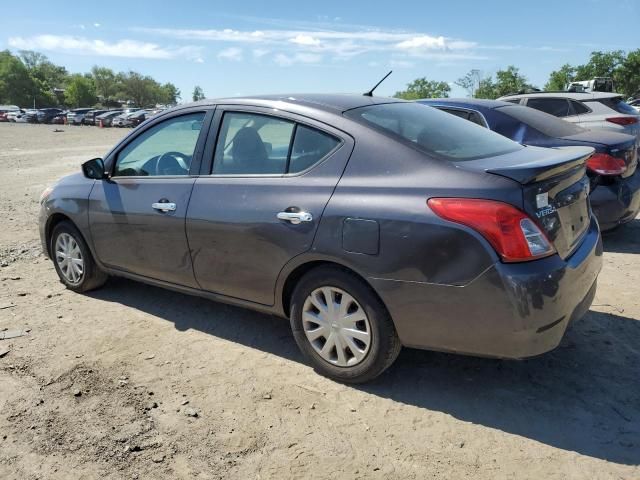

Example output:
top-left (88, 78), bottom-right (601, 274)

top-left (586, 153), bottom-right (627, 176)
top-left (606, 117), bottom-right (638, 126)
top-left (428, 198), bottom-right (555, 263)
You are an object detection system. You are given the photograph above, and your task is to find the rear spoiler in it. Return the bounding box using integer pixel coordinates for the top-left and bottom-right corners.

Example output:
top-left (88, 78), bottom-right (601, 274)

top-left (484, 146), bottom-right (594, 184)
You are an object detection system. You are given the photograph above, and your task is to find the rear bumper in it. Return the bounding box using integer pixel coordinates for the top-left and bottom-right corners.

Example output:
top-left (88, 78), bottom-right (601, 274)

top-left (371, 217), bottom-right (602, 359)
top-left (591, 170), bottom-right (640, 231)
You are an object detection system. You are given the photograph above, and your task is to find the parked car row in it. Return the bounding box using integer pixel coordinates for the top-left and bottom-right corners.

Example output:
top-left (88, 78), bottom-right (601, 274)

top-left (38, 91), bottom-right (640, 383)
top-left (1, 106), bottom-right (166, 126)
top-left (420, 95), bottom-right (640, 232)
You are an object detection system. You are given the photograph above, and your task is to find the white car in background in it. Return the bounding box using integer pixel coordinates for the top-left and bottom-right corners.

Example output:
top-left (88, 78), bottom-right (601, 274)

top-left (6, 109), bottom-right (25, 122)
top-left (498, 91), bottom-right (640, 145)
top-left (629, 99), bottom-right (640, 113)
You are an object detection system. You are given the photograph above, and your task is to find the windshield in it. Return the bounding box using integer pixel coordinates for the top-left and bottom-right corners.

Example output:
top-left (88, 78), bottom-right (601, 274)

top-left (497, 105), bottom-right (585, 137)
top-left (344, 102), bottom-right (522, 161)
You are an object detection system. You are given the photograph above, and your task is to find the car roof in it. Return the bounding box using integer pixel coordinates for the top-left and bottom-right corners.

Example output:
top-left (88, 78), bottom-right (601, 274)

top-left (181, 94), bottom-right (405, 115)
top-left (417, 98), bottom-right (513, 110)
top-left (499, 91), bottom-right (621, 100)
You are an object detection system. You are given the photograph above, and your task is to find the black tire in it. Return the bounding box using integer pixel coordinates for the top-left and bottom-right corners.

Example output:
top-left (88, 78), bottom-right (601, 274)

top-left (50, 221), bottom-right (108, 293)
top-left (290, 266), bottom-right (401, 383)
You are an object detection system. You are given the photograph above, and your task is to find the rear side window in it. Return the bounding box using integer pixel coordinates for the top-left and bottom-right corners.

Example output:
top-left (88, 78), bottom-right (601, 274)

top-left (569, 100), bottom-right (590, 115)
top-left (289, 125), bottom-right (340, 173)
top-left (345, 102), bottom-right (521, 161)
top-left (525, 98), bottom-right (571, 117)
top-left (597, 97), bottom-right (639, 115)
top-left (497, 105), bottom-right (585, 137)
top-left (213, 112), bottom-right (340, 175)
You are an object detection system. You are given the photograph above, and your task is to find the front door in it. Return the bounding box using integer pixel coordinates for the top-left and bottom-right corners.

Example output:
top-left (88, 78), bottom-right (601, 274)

top-left (89, 111), bottom-right (209, 287)
top-left (186, 109), bottom-right (353, 305)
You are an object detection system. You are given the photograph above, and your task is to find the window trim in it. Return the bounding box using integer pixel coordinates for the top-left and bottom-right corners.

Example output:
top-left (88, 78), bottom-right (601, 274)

top-left (202, 106), bottom-right (345, 178)
top-left (431, 105), bottom-right (490, 128)
top-left (568, 99), bottom-right (592, 116)
top-left (103, 107), bottom-right (214, 180)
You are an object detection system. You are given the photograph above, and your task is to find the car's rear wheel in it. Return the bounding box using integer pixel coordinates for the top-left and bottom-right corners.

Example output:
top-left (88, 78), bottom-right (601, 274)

top-left (51, 221), bottom-right (108, 292)
top-left (290, 266), bottom-right (401, 383)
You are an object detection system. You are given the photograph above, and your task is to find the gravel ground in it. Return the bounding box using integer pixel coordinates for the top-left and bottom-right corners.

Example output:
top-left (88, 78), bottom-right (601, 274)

top-left (0, 122), bottom-right (638, 479)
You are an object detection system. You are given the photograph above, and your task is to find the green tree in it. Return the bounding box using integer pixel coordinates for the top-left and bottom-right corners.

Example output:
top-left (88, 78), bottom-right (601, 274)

top-left (158, 82), bottom-right (180, 105)
top-left (455, 69), bottom-right (481, 97)
top-left (19, 50), bottom-right (68, 105)
top-left (394, 78), bottom-right (451, 100)
top-left (120, 71), bottom-right (158, 107)
top-left (0, 50), bottom-right (36, 106)
top-left (192, 85), bottom-right (205, 101)
top-left (617, 49), bottom-right (640, 98)
top-left (575, 50), bottom-right (625, 80)
top-left (91, 66), bottom-right (119, 104)
top-left (545, 64), bottom-right (576, 91)
top-left (494, 66), bottom-right (533, 97)
top-left (474, 77), bottom-right (497, 99)
top-left (65, 74), bottom-right (96, 107)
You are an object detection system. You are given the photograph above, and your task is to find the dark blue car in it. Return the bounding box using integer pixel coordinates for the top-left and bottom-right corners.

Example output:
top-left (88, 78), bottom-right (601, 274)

top-left (418, 99), bottom-right (640, 231)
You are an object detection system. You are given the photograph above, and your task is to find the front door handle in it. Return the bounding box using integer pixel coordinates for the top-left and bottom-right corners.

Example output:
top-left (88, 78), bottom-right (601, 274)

top-left (277, 211), bottom-right (313, 225)
top-left (152, 202), bottom-right (177, 212)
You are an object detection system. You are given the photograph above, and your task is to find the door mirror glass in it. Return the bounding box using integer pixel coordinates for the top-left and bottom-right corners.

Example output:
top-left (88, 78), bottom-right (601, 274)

top-left (82, 158), bottom-right (106, 179)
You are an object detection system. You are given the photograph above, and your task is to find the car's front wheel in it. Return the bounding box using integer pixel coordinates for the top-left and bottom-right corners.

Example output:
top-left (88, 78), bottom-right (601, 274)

top-left (51, 221), bottom-right (108, 293)
top-left (290, 266), bottom-right (401, 383)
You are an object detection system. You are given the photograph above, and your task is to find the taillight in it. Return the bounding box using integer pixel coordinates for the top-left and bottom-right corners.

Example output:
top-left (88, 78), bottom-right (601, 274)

top-left (586, 153), bottom-right (626, 176)
top-left (606, 117), bottom-right (638, 126)
top-left (428, 198), bottom-right (555, 263)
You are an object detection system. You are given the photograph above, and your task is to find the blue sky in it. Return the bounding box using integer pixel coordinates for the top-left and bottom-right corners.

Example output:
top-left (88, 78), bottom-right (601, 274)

top-left (1, 0), bottom-right (638, 101)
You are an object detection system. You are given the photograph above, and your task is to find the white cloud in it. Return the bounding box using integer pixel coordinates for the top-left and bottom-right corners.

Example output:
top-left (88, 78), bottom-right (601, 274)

top-left (94, 23), bottom-right (101, 28)
top-left (289, 34), bottom-right (321, 46)
top-left (195, 57), bottom-right (205, 63)
top-left (274, 52), bottom-right (322, 66)
top-left (7, 35), bottom-right (200, 60)
top-left (396, 35), bottom-right (447, 50)
top-left (217, 47), bottom-right (243, 61)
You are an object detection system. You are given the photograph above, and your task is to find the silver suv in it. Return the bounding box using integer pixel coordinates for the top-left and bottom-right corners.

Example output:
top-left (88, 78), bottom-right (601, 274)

top-left (498, 92), bottom-right (640, 145)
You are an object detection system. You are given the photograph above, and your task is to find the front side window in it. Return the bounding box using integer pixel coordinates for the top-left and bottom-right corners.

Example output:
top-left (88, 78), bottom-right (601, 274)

top-left (345, 102), bottom-right (521, 161)
top-left (213, 112), bottom-right (340, 174)
top-left (114, 113), bottom-right (205, 177)
top-left (525, 98), bottom-right (571, 117)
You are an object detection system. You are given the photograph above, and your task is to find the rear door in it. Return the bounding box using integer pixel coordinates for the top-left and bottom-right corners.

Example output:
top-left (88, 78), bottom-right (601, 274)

top-left (186, 107), bottom-right (353, 305)
top-left (89, 109), bottom-right (212, 287)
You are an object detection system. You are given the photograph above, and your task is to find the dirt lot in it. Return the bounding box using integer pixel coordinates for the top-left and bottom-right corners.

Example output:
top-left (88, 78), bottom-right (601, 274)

top-left (0, 122), bottom-right (638, 479)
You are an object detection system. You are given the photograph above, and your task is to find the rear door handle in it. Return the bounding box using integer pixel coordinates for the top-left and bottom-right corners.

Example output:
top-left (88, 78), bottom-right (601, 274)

top-left (152, 202), bottom-right (177, 212)
top-left (277, 211), bottom-right (313, 224)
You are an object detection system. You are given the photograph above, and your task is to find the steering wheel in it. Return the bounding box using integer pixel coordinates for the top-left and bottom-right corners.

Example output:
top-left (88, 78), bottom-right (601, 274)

top-left (155, 151), bottom-right (190, 176)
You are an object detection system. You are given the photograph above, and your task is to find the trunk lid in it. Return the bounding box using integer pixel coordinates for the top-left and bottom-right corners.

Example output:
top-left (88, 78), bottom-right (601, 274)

top-left (562, 130), bottom-right (637, 178)
top-left (455, 145), bottom-right (594, 259)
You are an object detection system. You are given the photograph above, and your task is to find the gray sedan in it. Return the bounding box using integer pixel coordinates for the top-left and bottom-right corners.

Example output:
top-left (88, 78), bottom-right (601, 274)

top-left (39, 95), bottom-right (602, 383)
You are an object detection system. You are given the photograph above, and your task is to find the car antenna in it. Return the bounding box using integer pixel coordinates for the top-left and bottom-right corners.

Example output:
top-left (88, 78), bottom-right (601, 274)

top-left (363, 70), bottom-right (393, 97)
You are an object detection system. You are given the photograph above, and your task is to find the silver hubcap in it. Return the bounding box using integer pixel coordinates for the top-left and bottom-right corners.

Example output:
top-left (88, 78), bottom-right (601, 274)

top-left (302, 287), bottom-right (371, 367)
top-left (55, 233), bottom-right (84, 284)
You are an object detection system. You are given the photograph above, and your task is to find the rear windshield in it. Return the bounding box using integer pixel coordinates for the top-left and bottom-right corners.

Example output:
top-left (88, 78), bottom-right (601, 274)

top-left (497, 105), bottom-right (585, 137)
top-left (344, 102), bottom-right (522, 161)
top-left (597, 97), bottom-right (639, 115)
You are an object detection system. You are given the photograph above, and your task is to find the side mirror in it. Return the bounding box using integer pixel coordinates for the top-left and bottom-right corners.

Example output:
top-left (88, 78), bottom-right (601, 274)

top-left (82, 158), bottom-right (106, 180)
